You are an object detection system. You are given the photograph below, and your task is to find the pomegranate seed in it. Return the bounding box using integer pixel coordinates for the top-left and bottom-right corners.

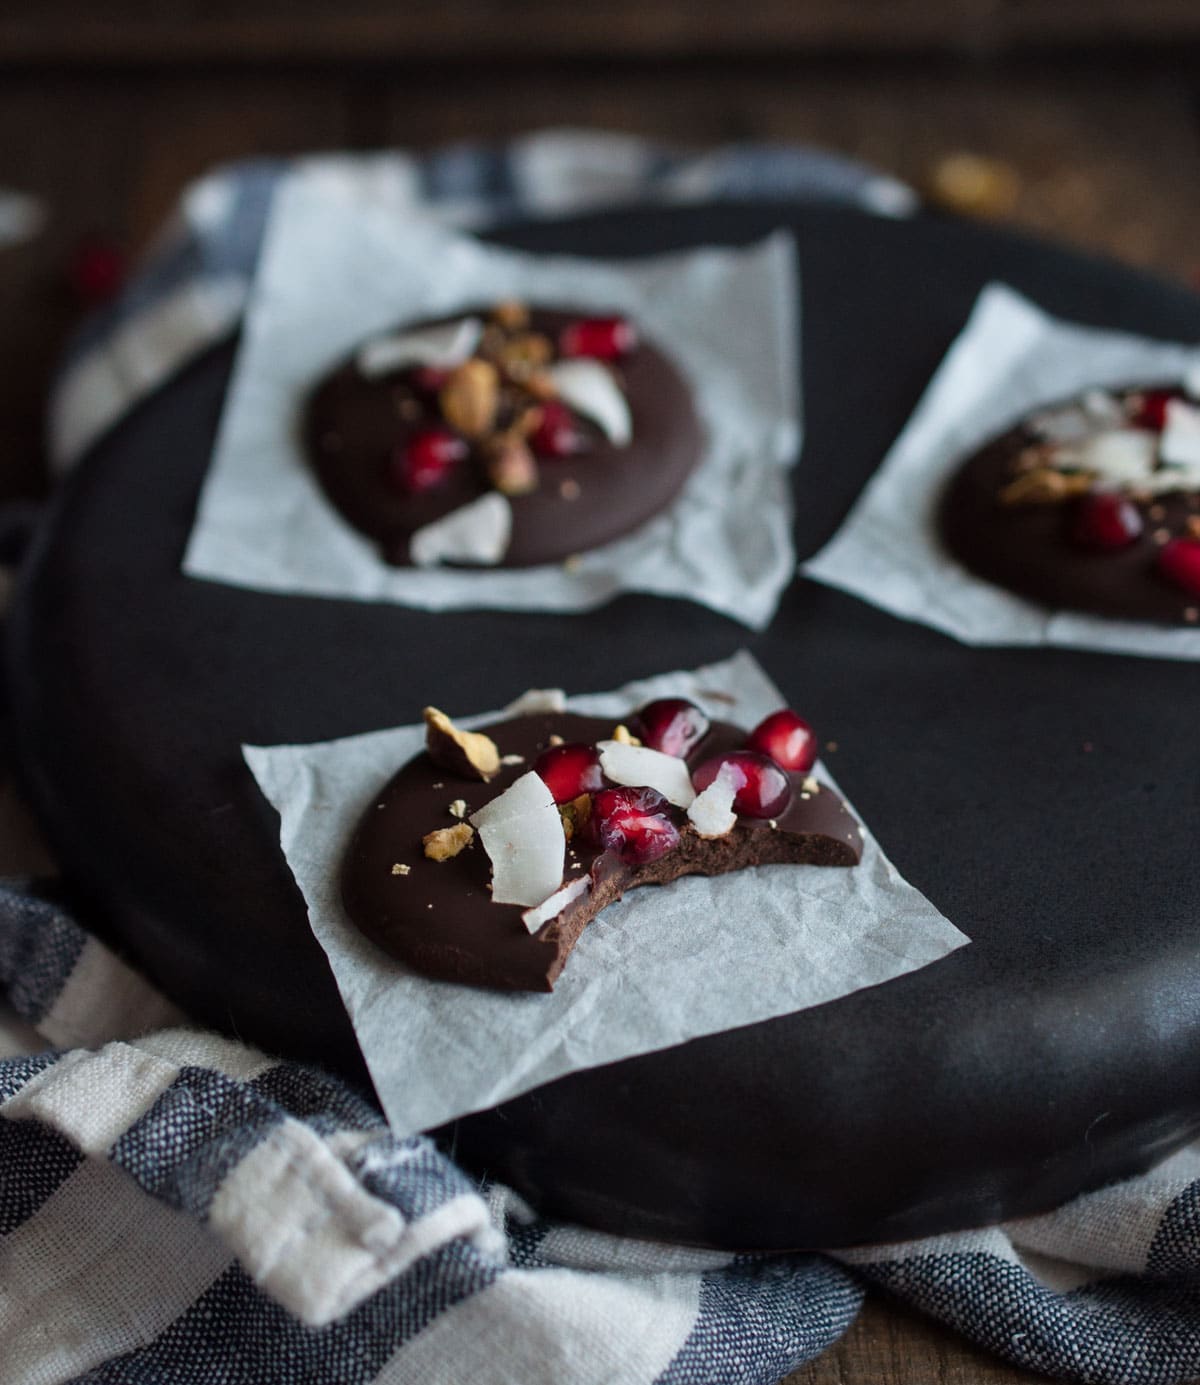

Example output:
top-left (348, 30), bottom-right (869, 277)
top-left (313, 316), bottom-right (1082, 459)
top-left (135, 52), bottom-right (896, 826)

top-left (590, 786), bottom-right (680, 865)
top-left (532, 743), bottom-right (604, 804)
top-left (68, 235), bottom-right (126, 306)
top-left (408, 366), bottom-right (452, 397)
top-left (631, 699), bottom-right (710, 758)
top-left (1132, 389), bottom-right (1177, 431)
top-left (559, 316), bottom-right (637, 361)
top-left (1157, 537), bottom-right (1200, 596)
top-left (744, 709), bottom-right (818, 773)
top-left (1067, 493), bottom-right (1144, 552)
top-left (390, 428), bottom-right (467, 494)
top-left (530, 400), bottom-right (582, 458)
top-left (692, 751), bottom-right (791, 820)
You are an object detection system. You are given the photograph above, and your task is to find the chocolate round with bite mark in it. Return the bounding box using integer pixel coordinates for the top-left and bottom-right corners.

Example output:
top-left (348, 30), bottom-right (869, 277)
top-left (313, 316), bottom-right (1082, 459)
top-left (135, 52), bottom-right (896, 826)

top-left (939, 384), bottom-right (1200, 623)
top-left (306, 308), bottom-right (704, 568)
top-left (342, 712), bottom-right (861, 992)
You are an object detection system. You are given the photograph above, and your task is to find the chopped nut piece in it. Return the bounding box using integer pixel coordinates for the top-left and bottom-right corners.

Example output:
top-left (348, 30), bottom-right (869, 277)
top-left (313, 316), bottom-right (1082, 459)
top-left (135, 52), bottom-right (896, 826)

top-left (424, 706), bottom-right (501, 781)
top-left (391, 863), bottom-right (411, 876)
top-left (998, 468), bottom-right (1093, 505)
top-left (523, 368), bottom-right (558, 401)
top-left (439, 359), bottom-right (499, 438)
top-left (448, 799), bottom-right (468, 819)
top-left (559, 793), bottom-right (593, 842)
top-left (611, 724), bottom-right (642, 747)
top-left (486, 438), bottom-right (539, 496)
top-left (1187, 516), bottom-right (1200, 541)
top-left (500, 753), bottom-right (525, 765)
top-left (801, 775), bottom-right (820, 794)
top-left (423, 823), bottom-right (475, 861)
top-left (497, 332), bottom-right (553, 380)
top-left (547, 734), bottom-right (565, 748)
top-left (491, 300), bottom-right (529, 330)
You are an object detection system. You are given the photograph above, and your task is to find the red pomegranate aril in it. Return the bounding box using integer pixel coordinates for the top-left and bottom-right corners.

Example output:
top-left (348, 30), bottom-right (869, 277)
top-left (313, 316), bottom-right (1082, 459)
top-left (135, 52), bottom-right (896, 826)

top-left (1132, 389), bottom-right (1177, 432)
top-left (559, 316), bottom-right (637, 361)
top-left (692, 751), bottom-right (791, 820)
top-left (1157, 537), bottom-right (1200, 596)
top-left (590, 785), bottom-right (680, 865)
top-left (1067, 493), bottom-right (1144, 552)
top-left (745, 709), bottom-right (818, 773)
top-left (390, 428), bottom-right (467, 494)
top-left (532, 743), bottom-right (604, 804)
top-left (530, 400), bottom-right (581, 459)
top-left (632, 698), bottom-right (710, 758)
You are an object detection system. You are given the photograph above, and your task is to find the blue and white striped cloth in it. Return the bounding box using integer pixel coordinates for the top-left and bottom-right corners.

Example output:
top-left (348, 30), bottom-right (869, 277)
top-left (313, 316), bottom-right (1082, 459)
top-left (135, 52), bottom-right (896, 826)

top-left (6, 134), bottom-right (1200, 1384)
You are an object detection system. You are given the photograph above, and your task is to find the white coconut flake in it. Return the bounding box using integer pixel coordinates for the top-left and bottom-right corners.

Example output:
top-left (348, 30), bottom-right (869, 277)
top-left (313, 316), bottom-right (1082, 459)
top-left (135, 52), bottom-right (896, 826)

top-left (548, 359), bottom-right (633, 446)
top-left (470, 772), bottom-right (565, 908)
top-left (597, 741), bottom-right (695, 809)
top-left (504, 688), bottom-right (568, 715)
top-left (521, 876), bottom-right (591, 935)
top-left (409, 492), bottom-right (512, 567)
top-left (1160, 398), bottom-right (1200, 470)
top-left (686, 763), bottom-right (740, 839)
top-left (356, 315), bottom-right (483, 379)
top-left (1052, 429), bottom-right (1157, 484)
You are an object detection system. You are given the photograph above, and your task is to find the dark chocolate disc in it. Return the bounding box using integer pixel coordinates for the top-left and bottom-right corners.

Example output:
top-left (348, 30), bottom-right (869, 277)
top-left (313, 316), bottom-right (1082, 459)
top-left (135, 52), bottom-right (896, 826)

top-left (343, 712), bottom-right (860, 992)
top-left (939, 386), bottom-right (1200, 622)
top-left (305, 308), bottom-right (704, 567)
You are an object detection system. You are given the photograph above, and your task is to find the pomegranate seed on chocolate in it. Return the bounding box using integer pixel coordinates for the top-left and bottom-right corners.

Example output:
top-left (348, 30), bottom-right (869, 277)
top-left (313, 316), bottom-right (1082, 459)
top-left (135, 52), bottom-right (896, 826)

top-left (305, 301), bottom-right (702, 569)
top-left (341, 698), bottom-right (861, 992)
top-left (939, 382), bottom-right (1200, 622)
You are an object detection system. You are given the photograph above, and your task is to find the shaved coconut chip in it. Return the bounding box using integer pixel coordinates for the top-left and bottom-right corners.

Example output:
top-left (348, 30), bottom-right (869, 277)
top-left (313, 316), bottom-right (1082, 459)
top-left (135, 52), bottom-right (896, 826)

top-left (597, 740), bottom-right (695, 809)
top-left (505, 688), bottom-right (567, 715)
top-left (548, 360), bottom-right (633, 446)
top-left (470, 772), bottom-right (565, 907)
top-left (686, 762), bottom-right (740, 839)
top-left (1053, 430), bottom-right (1156, 484)
top-left (1160, 399), bottom-right (1200, 470)
top-left (409, 493), bottom-right (512, 567)
top-left (521, 876), bottom-right (590, 934)
top-left (357, 316), bottom-right (483, 379)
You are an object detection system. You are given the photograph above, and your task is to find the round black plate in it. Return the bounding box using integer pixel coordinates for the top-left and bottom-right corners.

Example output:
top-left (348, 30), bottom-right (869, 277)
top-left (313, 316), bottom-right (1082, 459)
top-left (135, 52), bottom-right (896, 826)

top-left (11, 202), bottom-right (1200, 1249)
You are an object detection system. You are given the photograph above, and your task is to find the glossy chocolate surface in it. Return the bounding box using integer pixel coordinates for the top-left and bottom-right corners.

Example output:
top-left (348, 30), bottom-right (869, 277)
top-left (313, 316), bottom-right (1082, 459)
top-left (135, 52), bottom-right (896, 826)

top-left (306, 309), bottom-right (704, 567)
top-left (343, 712), bottom-right (861, 991)
top-left (940, 391), bottom-right (1200, 622)
top-left (11, 203), bottom-right (1200, 1250)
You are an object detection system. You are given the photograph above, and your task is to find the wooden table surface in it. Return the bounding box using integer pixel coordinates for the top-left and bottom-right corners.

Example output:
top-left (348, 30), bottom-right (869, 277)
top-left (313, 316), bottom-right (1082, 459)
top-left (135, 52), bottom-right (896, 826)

top-left (4, 11), bottom-right (1199, 1380)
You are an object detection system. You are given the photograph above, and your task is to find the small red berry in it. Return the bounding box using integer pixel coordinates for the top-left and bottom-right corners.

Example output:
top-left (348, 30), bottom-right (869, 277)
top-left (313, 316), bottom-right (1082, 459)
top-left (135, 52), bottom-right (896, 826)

top-left (692, 751), bottom-right (791, 819)
top-left (590, 786), bottom-right (680, 865)
top-left (390, 428), bottom-right (467, 494)
top-left (68, 235), bottom-right (127, 306)
top-left (532, 743), bottom-right (604, 804)
top-left (1067, 493), bottom-right (1144, 552)
top-left (632, 698), bottom-right (710, 758)
top-left (1157, 537), bottom-right (1200, 596)
top-left (530, 400), bottom-right (582, 458)
top-left (1131, 389), bottom-right (1177, 431)
top-left (744, 709), bottom-right (818, 773)
top-left (559, 316), bottom-right (637, 361)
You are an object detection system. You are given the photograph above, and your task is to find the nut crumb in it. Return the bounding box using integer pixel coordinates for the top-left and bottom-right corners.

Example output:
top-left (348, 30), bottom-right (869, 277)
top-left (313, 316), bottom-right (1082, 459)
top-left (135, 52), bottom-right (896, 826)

top-left (1153, 527), bottom-right (1170, 544)
top-left (500, 753), bottom-right (525, 765)
top-left (391, 863), bottom-right (411, 876)
top-left (611, 724), bottom-right (642, 746)
top-left (1186, 607), bottom-right (1199, 623)
top-left (431, 782), bottom-right (443, 790)
top-left (423, 823), bottom-right (474, 862)
top-left (768, 819), bottom-right (778, 829)
top-left (1187, 516), bottom-right (1200, 540)
top-left (801, 775), bottom-right (820, 794)
top-left (563, 554), bottom-right (583, 573)
top-left (825, 741), bottom-right (838, 753)
top-left (547, 734), bottom-right (565, 748)
top-left (1149, 504), bottom-right (1167, 522)
top-left (448, 799), bottom-right (467, 819)
top-left (799, 792), bottom-right (811, 801)
top-left (560, 478), bottom-right (581, 501)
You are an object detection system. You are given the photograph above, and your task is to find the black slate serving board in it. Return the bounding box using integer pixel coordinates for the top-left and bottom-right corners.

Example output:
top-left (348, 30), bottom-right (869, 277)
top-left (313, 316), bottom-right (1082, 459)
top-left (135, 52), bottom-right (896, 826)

top-left (10, 202), bottom-right (1200, 1249)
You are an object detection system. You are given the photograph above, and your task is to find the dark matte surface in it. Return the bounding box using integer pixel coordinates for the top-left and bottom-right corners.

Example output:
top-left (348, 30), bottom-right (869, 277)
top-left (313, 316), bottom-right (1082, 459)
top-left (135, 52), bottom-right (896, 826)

top-left (10, 202), bottom-right (1200, 1250)
top-left (343, 711), bottom-right (861, 992)
top-left (307, 308), bottom-right (704, 567)
top-left (940, 391), bottom-right (1200, 623)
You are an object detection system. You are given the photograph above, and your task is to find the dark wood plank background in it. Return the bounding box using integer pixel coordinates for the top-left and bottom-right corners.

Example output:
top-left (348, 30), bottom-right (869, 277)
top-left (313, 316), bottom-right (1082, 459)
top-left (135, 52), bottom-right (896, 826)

top-left (4, 6), bottom-right (1198, 1380)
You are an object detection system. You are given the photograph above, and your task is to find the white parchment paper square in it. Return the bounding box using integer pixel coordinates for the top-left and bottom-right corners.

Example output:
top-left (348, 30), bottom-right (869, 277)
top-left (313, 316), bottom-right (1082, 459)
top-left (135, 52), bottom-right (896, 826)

top-left (244, 651), bottom-right (968, 1138)
top-left (805, 283), bottom-right (1200, 660)
top-left (183, 166), bottom-right (801, 629)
